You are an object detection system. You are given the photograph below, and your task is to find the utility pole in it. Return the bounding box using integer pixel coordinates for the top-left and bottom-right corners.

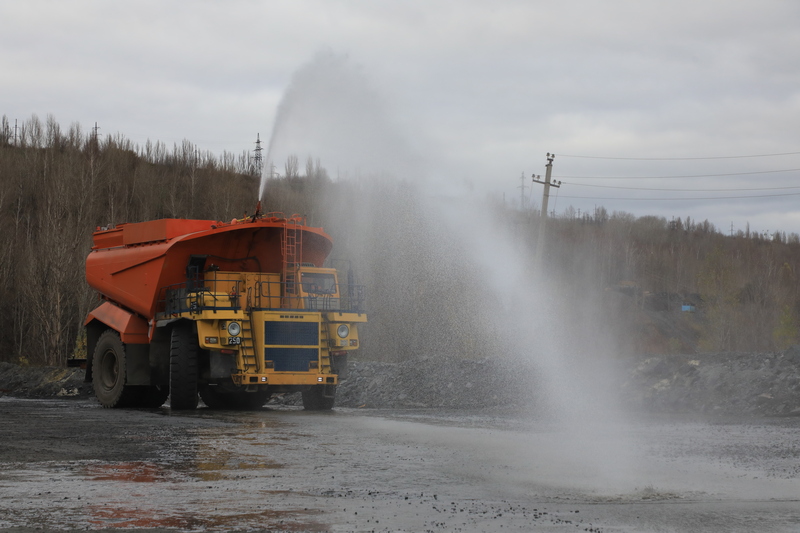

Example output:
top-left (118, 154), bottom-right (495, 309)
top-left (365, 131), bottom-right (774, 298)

top-left (532, 153), bottom-right (561, 263)
top-left (532, 153), bottom-right (560, 219)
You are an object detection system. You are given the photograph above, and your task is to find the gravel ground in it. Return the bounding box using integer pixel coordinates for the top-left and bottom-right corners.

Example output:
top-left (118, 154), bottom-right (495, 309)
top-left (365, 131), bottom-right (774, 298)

top-left (1, 348), bottom-right (799, 415)
top-left (1, 398), bottom-right (799, 532)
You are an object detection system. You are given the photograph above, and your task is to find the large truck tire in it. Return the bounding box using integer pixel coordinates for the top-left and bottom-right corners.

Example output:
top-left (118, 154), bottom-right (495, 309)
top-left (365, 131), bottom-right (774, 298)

top-left (200, 386), bottom-right (270, 410)
top-left (92, 330), bottom-right (140, 408)
top-left (235, 390), bottom-right (271, 410)
top-left (302, 385), bottom-right (335, 411)
top-left (169, 322), bottom-right (199, 410)
top-left (198, 385), bottom-right (227, 409)
top-left (138, 385), bottom-right (170, 408)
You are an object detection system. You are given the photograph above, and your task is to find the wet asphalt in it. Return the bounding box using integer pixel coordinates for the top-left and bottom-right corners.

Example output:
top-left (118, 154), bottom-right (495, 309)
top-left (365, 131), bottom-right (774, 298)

top-left (0, 397), bottom-right (798, 532)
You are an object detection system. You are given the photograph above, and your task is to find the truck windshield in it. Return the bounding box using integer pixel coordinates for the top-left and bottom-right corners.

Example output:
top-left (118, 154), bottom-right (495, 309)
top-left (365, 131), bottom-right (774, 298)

top-left (301, 272), bottom-right (337, 295)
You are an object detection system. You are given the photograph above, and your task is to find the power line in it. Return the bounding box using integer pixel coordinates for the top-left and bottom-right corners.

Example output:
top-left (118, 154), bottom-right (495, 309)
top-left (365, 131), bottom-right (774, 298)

top-left (567, 183), bottom-right (800, 192)
top-left (557, 151), bottom-right (800, 161)
top-left (557, 191), bottom-right (800, 201)
top-left (555, 168), bottom-right (800, 180)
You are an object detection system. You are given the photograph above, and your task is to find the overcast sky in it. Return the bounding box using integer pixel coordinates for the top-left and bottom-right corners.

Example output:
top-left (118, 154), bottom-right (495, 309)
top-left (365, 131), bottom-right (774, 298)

top-left (3, 1), bottom-right (800, 234)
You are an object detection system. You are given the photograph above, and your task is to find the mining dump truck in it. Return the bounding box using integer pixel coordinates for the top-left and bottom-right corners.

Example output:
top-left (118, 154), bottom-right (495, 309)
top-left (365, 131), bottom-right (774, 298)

top-left (83, 210), bottom-right (366, 410)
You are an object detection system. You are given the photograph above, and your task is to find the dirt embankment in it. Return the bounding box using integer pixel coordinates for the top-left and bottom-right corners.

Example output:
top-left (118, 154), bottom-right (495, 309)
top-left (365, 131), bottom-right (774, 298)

top-left (0, 362), bottom-right (90, 399)
top-left (619, 347), bottom-right (800, 416)
top-left (338, 351), bottom-right (800, 416)
top-left (2, 349), bottom-right (799, 416)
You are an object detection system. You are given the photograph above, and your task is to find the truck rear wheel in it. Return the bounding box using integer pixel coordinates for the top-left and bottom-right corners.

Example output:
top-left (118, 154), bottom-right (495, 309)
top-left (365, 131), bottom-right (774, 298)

top-left (169, 322), bottom-right (199, 410)
top-left (93, 330), bottom-right (139, 408)
top-left (302, 385), bottom-right (336, 411)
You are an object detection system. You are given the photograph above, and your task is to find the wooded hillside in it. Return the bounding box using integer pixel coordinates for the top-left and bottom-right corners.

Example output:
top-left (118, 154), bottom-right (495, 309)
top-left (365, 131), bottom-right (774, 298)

top-left (0, 115), bottom-right (256, 366)
top-left (2, 115), bottom-right (799, 366)
top-left (538, 211), bottom-right (800, 354)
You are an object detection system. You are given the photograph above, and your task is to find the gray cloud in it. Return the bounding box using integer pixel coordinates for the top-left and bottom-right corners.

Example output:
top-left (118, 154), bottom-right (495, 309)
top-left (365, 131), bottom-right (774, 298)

top-left (2, 0), bottom-right (799, 232)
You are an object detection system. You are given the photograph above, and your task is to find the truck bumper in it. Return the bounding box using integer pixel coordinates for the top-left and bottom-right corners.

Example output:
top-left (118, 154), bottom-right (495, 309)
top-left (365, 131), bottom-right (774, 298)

top-left (231, 373), bottom-right (337, 386)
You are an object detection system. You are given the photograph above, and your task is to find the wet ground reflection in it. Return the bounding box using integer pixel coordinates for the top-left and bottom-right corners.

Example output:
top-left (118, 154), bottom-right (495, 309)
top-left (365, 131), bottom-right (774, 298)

top-left (0, 399), bottom-right (798, 532)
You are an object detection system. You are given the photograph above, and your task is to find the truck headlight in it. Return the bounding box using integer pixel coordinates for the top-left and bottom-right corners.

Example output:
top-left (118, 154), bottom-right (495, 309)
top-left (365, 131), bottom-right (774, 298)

top-left (337, 324), bottom-right (349, 338)
top-left (227, 322), bottom-right (241, 336)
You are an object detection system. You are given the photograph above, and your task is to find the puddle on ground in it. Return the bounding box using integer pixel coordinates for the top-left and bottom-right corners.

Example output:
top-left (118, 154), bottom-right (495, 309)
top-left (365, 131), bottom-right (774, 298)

top-left (86, 504), bottom-right (328, 531)
top-left (85, 461), bottom-right (173, 483)
top-left (2, 399), bottom-right (799, 532)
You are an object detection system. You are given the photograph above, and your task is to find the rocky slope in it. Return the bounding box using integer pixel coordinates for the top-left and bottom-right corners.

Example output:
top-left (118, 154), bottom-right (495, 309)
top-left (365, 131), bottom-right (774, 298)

top-left (0, 362), bottom-right (90, 399)
top-left (1, 349), bottom-right (799, 416)
top-left (619, 348), bottom-right (800, 416)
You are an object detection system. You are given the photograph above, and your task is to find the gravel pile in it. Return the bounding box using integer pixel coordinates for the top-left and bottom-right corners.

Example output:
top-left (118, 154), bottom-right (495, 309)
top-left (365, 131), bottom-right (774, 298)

top-left (0, 362), bottom-right (89, 399)
top-left (268, 355), bottom-right (534, 409)
top-left (2, 349), bottom-right (799, 416)
top-left (335, 356), bottom-right (534, 409)
top-left (619, 348), bottom-right (800, 416)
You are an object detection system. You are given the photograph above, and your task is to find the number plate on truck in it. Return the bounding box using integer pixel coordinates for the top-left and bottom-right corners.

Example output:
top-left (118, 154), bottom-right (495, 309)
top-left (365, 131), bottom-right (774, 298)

top-left (228, 336), bottom-right (242, 345)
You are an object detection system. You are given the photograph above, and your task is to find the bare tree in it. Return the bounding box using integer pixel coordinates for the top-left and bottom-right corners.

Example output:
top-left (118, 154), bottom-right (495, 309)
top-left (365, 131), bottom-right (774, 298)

top-left (284, 154), bottom-right (299, 179)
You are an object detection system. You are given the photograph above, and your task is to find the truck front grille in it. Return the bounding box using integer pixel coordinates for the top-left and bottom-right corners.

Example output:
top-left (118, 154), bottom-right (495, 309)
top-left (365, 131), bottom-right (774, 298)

top-left (265, 348), bottom-right (318, 372)
top-left (263, 321), bottom-right (319, 372)
top-left (264, 321), bottom-right (318, 345)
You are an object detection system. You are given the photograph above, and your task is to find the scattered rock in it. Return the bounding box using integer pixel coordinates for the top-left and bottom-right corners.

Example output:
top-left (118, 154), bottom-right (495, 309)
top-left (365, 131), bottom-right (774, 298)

top-left (3, 346), bottom-right (799, 416)
top-left (333, 356), bottom-right (535, 409)
top-left (620, 348), bottom-right (800, 416)
top-left (0, 362), bottom-right (92, 399)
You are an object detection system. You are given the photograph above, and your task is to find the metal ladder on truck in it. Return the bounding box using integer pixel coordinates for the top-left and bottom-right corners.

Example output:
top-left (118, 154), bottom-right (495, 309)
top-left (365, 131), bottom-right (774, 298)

top-left (239, 317), bottom-right (259, 375)
top-left (318, 323), bottom-right (335, 398)
top-left (281, 216), bottom-right (303, 309)
top-left (319, 324), bottom-right (332, 374)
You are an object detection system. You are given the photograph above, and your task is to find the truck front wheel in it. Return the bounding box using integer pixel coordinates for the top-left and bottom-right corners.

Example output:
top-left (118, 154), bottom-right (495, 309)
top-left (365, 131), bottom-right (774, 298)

top-left (169, 322), bottom-right (199, 410)
top-left (200, 386), bottom-right (270, 410)
top-left (93, 330), bottom-right (139, 408)
top-left (302, 385), bottom-right (336, 411)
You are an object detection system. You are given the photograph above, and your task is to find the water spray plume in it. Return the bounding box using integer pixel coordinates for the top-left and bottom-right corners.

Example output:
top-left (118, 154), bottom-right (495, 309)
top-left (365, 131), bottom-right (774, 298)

top-left (259, 51), bottom-right (422, 202)
top-left (259, 51), bottom-right (639, 494)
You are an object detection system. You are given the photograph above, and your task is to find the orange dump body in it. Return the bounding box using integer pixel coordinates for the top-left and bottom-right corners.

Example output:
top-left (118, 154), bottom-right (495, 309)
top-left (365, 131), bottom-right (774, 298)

top-left (86, 216), bottom-right (333, 319)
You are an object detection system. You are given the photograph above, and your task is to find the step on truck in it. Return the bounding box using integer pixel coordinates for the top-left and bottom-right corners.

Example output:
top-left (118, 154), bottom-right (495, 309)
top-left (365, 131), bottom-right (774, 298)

top-left (83, 209), bottom-right (366, 410)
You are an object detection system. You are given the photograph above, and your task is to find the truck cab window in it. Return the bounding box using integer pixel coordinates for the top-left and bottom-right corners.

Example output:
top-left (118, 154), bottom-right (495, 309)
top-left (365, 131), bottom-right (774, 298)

top-left (301, 272), bottom-right (337, 295)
